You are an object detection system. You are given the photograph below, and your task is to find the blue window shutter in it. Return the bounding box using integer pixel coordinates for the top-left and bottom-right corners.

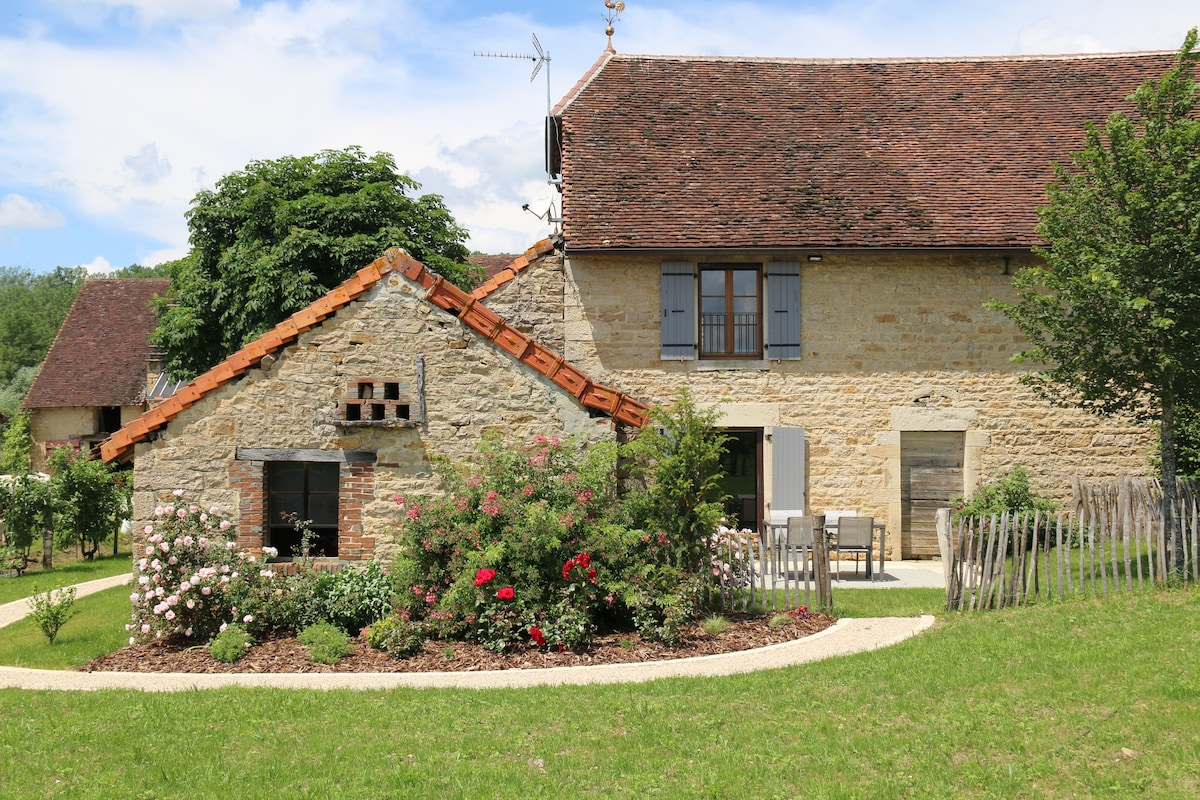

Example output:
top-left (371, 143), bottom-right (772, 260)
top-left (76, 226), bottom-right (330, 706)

top-left (660, 262), bottom-right (696, 360)
top-left (769, 427), bottom-right (806, 525)
top-left (766, 262), bottom-right (801, 360)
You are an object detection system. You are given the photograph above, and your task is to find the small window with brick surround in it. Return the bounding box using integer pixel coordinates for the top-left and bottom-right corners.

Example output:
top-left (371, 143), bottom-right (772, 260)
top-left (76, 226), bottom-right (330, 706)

top-left (267, 461), bottom-right (339, 558)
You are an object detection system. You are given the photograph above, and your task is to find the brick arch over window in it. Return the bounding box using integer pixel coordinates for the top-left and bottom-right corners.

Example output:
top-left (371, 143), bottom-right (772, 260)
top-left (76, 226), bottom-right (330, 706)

top-left (228, 448), bottom-right (376, 561)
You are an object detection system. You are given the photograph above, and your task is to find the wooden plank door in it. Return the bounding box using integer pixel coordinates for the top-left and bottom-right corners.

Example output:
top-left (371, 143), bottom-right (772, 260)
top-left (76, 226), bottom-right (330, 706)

top-left (901, 431), bottom-right (964, 558)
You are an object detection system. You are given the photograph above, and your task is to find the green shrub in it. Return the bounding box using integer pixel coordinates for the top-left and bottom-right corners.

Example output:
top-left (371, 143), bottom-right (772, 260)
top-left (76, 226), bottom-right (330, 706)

top-left (27, 584), bottom-right (77, 644)
top-left (701, 614), bottom-right (730, 635)
top-left (952, 466), bottom-right (1057, 523)
top-left (768, 613), bottom-right (794, 628)
top-left (365, 614), bottom-right (427, 659)
top-left (315, 560), bottom-right (394, 634)
top-left (209, 624), bottom-right (252, 663)
top-left (297, 621), bottom-right (354, 665)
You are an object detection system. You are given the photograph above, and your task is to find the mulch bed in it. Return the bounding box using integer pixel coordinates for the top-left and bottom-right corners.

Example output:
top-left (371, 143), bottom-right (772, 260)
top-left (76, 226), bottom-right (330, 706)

top-left (83, 611), bottom-right (836, 674)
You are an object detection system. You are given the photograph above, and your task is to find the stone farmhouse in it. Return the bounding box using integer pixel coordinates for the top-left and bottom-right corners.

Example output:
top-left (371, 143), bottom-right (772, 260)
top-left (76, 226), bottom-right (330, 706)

top-left (102, 45), bottom-right (1178, 561)
top-left (24, 279), bottom-right (171, 472)
top-left (540, 46), bottom-right (1176, 556)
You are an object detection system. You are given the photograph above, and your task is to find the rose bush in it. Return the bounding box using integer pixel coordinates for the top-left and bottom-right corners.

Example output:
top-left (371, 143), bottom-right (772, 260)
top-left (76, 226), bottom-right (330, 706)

top-left (126, 495), bottom-right (281, 643)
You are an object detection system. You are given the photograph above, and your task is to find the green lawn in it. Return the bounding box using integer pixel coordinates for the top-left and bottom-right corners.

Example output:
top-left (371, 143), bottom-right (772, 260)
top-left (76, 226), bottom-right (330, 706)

top-left (0, 586), bottom-right (1197, 798)
top-left (0, 584), bottom-right (132, 669)
top-left (0, 552), bottom-right (131, 606)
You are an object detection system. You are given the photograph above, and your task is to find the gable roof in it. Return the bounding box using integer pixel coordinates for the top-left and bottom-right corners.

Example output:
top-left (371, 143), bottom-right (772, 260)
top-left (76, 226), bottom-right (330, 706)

top-left (24, 279), bottom-right (171, 410)
top-left (99, 243), bottom-right (648, 463)
top-left (554, 50), bottom-right (1178, 251)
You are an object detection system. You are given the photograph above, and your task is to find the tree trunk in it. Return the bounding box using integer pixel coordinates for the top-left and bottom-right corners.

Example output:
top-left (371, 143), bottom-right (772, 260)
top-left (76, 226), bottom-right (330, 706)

top-left (1160, 399), bottom-right (1185, 579)
top-left (41, 509), bottom-right (53, 570)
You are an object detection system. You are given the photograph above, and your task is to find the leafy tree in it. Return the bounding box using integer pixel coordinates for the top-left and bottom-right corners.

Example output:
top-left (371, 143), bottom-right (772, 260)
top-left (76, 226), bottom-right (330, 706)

top-left (0, 408), bottom-right (32, 475)
top-left (47, 447), bottom-right (130, 560)
top-left (987, 29), bottom-right (1200, 575)
top-left (154, 146), bottom-right (477, 378)
top-left (624, 388), bottom-right (729, 573)
top-left (0, 473), bottom-right (54, 572)
top-left (0, 266), bottom-right (85, 386)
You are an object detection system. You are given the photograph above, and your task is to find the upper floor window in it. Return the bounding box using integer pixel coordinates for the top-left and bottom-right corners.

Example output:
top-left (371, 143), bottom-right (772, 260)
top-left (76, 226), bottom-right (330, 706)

top-left (661, 261), bottom-right (801, 361)
top-left (700, 266), bottom-right (761, 358)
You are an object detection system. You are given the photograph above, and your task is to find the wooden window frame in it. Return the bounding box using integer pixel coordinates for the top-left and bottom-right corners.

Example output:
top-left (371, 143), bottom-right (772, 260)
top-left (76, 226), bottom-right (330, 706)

top-left (699, 265), bottom-right (762, 359)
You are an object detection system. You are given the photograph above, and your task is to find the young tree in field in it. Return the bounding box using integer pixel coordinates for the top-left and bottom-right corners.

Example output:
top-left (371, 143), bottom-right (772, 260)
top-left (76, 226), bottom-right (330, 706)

top-left (47, 447), bottom-right (129, 561)
top-left (988, 29), bottom-right (1200, 576)
top-left (154, 146), bottom-right (477, 378)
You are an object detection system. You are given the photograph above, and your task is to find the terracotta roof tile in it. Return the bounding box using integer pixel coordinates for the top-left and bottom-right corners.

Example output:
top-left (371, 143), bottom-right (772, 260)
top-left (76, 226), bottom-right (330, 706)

top-left (100, 249), bottom-right (648, 463)
top-left (555, 51), bottom-right (1179, 250)
top-left (23, 279), bottom-right (170, 409)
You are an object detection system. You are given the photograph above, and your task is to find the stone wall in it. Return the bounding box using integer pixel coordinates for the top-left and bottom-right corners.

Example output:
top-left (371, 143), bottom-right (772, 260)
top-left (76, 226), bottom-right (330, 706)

top-left (28, 404), bottom-right (142, 471)
top-left (131, 273), bottom-right (613, 562)
top-left (481, 250), bottom-right (567, 353)
top-left (562, 250), bottom-right (1154, 556)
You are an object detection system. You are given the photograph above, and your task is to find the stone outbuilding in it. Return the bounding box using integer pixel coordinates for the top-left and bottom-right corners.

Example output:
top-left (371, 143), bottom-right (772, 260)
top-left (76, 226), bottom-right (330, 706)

top-left (24, 278), bottom-right (171, 472)
top-left (100, 247), bottom-right (646, 562)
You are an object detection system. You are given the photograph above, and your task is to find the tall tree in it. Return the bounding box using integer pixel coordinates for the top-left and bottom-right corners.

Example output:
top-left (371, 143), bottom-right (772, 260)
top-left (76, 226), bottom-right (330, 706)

top-left (0, 266), bottom-right (85, 386)
top-left (988, 29), bottom-right (1200, 576)
top-left (153, 146), bottom-right (477, 378)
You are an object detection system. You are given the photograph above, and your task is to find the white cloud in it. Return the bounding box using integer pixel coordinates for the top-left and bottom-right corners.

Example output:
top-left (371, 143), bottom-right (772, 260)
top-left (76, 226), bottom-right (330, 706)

top-left (79, 255), bottom-right (112, 274)
top-left (0, 193), bottom-right (65, 230)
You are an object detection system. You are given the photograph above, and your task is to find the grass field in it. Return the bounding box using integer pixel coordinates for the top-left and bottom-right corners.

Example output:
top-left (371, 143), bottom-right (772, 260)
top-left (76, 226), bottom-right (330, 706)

top-left (0, 551), bottom-right (131, 607)
top-left (0, 583), bottom-right (1197, 798)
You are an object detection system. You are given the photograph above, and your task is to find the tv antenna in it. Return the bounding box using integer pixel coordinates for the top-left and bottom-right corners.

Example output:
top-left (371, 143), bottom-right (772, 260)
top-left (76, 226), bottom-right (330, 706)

top-left (475, 33), bottom-right (561, 228)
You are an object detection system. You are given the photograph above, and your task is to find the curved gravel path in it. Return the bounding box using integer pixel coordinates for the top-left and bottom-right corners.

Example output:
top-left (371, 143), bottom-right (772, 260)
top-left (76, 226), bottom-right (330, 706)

top-left (0, 575), bottom-right (935, 692)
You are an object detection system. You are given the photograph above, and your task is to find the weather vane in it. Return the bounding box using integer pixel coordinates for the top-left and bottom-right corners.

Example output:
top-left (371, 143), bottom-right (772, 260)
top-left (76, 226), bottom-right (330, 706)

top-left (604, 1), bottom-right (626, 45)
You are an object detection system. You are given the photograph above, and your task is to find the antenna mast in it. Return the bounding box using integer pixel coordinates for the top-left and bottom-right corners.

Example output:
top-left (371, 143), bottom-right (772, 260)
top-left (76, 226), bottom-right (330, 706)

top-left (474, 34), bottom-right (560, 228)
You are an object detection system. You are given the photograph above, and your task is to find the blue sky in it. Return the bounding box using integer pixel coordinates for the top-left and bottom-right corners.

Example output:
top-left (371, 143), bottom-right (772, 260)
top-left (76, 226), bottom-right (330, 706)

top-left (0, 0), bottom-right (1196, 274)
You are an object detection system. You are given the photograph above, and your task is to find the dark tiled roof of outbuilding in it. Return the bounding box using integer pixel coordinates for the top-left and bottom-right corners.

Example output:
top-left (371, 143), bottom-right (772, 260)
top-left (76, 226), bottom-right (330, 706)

top-left (555, 50), bottom-right (1178, 251)
top-left (100, 249), bottom-right (648, 463)
top-left (23, 279), bottom-right (170, 409)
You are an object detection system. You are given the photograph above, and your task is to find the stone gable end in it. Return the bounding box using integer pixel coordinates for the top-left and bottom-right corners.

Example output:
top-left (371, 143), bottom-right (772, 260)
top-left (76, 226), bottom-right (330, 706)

top-left (131, 272), bottom-right (613, 563)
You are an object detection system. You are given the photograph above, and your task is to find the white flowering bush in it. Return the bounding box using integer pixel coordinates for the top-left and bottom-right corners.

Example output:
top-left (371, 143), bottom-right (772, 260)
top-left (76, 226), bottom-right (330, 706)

top-left (708, 524), bottom-right (757, 598)
top-left (126, 491), bottom-right (278, 644)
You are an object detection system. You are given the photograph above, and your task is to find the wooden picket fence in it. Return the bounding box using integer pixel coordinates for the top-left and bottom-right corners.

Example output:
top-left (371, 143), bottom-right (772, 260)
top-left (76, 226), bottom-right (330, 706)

top-left (706, 526), bottom-right (833, 613)
top-left (940, 477), bottom-right (1200, 611)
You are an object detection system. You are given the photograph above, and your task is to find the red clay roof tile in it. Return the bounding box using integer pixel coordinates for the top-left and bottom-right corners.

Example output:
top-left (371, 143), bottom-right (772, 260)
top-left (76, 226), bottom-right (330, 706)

top-left (555, 51), bottom-right (1179, 250)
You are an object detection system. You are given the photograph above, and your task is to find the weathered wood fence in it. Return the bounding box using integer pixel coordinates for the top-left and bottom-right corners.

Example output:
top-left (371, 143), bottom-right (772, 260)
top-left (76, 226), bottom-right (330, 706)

top-left (939, 477), bottom-right (1200, 611)
top-left (706, 526), bottom-right (833, 613)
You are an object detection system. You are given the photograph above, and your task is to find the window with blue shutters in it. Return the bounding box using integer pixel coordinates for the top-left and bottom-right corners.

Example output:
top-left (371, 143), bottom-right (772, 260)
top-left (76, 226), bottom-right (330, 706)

top-left (660, 261), bottom-right (801, 361)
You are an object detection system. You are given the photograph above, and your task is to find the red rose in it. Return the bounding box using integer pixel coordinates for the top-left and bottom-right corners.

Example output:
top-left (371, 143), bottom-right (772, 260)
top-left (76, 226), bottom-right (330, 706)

top-left (474, 568), bottom-right (497, 587)
top-left (577, 553), bottom-right (591, 568)
top-left (496, 586), bottom-right (515, 601)
top-left (529, 626), bottom-right (545, 647)
top-left (562, 560), bottom-right (574, 580)
top-left (587, 567), bottom-right (597, 583)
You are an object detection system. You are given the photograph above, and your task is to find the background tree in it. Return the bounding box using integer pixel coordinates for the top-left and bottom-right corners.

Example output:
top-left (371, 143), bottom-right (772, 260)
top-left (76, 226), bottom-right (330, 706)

top-left (0, 266), bottom-right (86, 428)
top-left (988, 29), bottom-right (1200, 575)
top-left (154, 146), bottom-right (477, 378)
top-left (47, 447), bottom-right (129, 561)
